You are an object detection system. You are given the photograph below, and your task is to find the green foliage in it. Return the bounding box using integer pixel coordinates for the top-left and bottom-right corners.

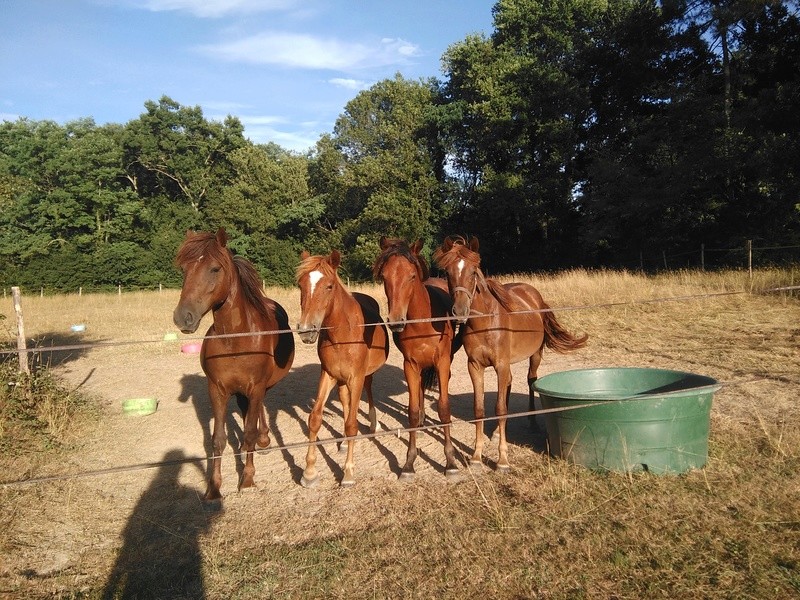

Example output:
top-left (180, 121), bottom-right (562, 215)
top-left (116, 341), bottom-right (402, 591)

top-left (0, 360), bottom-right (96, 455)
top-left (1, 3), bottom-right (799, 286)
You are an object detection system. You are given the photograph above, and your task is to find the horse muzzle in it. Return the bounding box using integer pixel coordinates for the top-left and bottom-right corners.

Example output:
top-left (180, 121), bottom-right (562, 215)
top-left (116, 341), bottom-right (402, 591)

top-left (387, 313), bottom-right (406, 333)
top-left (297, 324), bottom-right (319, 345)
top-left (173, 307), bottom-right (200, 334)
top-left (451, 303), bottom-right (471, 325)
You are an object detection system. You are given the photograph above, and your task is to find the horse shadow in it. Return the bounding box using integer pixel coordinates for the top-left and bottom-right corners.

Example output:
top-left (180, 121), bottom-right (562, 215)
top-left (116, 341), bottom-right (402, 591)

top-left (278, 361), bottom-right (410, 484)
top-left (178, 364), bottom-right (549, 484)
top-left (439, 389), bottom-right (549, 465)
top-left (177, 360), bottom-right (413, 486)
top-left (18, 331), bottom-right (96, 373)
top-left (101, 449), bottom-right (218, 599)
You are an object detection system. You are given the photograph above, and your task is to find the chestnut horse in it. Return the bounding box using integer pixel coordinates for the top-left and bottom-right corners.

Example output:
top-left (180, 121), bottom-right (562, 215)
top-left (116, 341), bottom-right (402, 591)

top-left (296, 250), bottom-right (390, 487)
top-left (433, 235), bottom-right (588, 471)
top-left (373, 237), bottom-right (462, 479)
top-left (173, 228), bottom-right (295, 500)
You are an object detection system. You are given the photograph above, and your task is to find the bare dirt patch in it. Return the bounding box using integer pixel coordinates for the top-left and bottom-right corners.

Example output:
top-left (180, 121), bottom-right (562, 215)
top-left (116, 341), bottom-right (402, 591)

top-left (1, 278), bottom-right (798, 598)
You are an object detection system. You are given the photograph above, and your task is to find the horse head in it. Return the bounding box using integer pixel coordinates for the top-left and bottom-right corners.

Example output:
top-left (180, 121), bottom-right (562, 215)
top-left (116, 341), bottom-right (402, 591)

top-left (374, 237), bottom-right (429, 333)
top-left (296, 249), bottom-right (341, 344)
top-left (173, 228), bottom-right (233, 333)
top-left (434, 235), bottom-right (481, 324)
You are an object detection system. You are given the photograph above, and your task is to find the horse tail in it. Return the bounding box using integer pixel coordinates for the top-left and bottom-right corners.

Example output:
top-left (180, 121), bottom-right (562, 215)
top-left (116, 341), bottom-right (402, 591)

top-left (422, 366), bottom-right (438, 393)
top-left (541, 303), bottom-right (588, 353)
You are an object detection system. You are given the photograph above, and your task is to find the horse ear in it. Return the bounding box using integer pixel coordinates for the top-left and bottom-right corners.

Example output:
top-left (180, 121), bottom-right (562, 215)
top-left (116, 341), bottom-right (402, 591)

top-left (442, 236), bottom-right (454, 252)
top-left (216, 228), bottom-right (228, 248)
top-left (330, 249), bottom-right (341, 269)
top-left (300, 250), bottom-right (310, 260)
top-left (469, 236), bottom-right (480, 252)
top-left (379, 236), bottom-right (389, 250)
top-left (410, 239), bottom-right (423, 255)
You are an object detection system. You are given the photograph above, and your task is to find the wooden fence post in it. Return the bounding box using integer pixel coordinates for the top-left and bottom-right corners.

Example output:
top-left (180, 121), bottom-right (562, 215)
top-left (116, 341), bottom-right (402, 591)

top-left (11, 287), bottom-right (30, 375)
top-left (747, 240), bottom-right (753, 279)
top-left (701, 243), bottom-right (705, 271)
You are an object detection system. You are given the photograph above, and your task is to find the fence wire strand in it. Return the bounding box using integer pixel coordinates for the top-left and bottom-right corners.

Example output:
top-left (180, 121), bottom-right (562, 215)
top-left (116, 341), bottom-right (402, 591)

top-left (0, 284), bottom-right (796, 489)
top-left (3, 285), bottom-right (798, 357)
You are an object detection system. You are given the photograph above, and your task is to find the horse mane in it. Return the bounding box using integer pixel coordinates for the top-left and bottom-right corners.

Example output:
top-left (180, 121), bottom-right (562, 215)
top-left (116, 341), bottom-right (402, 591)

top-left (233, 256), bottom-right (272, 320)
top-left (485, 278), bottom-right (528, 313)
top-left (296, 253), bottom-right (339, 284)
top-left (433, 236), bottom-right (526, 313)
top-left (432, 236), bottom-right (480, 271)
top-left (176, 231), bottom-right (271, 320)
top-left (372, 238), bottom-right (430, 281)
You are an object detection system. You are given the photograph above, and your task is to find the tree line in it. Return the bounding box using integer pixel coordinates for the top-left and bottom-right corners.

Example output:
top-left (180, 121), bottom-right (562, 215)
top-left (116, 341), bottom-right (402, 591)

top-left (1, 0), bottom-right (798, 291)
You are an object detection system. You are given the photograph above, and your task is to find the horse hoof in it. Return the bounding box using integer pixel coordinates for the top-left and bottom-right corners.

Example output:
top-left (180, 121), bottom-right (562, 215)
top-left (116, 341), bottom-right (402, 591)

top-left (398, 470), bottom-right (416, 481)
top-left (445, 468), bottom-right (461, 481)
top-left (300, 474), bottom-right (319, 489)
top-left (496, 464), bottom-right (511, 474)
top-left (204, 490), bottom-right (222, 502)
top-left (337, 443), bottom-right (348, 455)
top-left (340, 478), bottom-right (355, 488)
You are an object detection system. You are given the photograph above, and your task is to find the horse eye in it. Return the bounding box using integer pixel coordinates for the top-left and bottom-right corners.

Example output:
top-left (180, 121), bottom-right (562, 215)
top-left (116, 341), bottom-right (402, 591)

top-left (210, 266), bottom-right (221, 274)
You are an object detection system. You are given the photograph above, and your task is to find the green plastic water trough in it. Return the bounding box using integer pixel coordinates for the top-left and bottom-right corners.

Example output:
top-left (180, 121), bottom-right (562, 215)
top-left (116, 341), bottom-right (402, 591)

top-left (532, 368), bottom-right (721, 474)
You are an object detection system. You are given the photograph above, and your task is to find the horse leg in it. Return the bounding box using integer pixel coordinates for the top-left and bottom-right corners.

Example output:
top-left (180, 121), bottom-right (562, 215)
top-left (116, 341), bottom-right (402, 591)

top-left (468, 361), bottom-right (486, 466)
top-left (495, 364), bottom-right (512, 472)
top-left (205, 388), bottom-right (229, 500)
top-left (302, 371), bottom-right (336, 488)
top-left (436, 359), bottom-right (459, 479)
top-left (400, 362), bottom-right (423, 480)
top-left (341, 378), bottom-right (365, 487)
top-left (256, 400), bottom-right (271, 448)
top-left (337, 383), bottom-right (349, 455)
top-left (239, 385), bottom-right (269, 491)
top-left (527, 351), bottom-right (543, 432)
top-left (364, 374), bottom-right (378, 434)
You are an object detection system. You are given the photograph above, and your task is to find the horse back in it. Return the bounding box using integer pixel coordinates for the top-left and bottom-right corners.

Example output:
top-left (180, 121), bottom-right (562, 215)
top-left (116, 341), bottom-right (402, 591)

top-left (499, 281), bottom-right (587, 354)
top-left (352, 291), bottom-right (390, 368)
top-left (501, 281), bottom-right (545, 311)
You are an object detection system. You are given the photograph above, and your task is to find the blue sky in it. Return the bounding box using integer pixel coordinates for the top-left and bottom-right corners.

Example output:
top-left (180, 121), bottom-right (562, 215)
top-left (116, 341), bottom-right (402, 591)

top-left (1, 0), bottom-right (495, 152)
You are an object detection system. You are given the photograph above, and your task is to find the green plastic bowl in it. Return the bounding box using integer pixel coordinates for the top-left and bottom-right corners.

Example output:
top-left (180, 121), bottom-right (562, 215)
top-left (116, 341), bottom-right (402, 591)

top-left (532, 368), bottom-right (720, 474)
top-left (122, 397), bottom-right (158, 416)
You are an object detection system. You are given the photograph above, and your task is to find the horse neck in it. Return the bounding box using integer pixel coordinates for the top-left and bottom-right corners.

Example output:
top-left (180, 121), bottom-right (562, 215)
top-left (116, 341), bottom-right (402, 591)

top-left (406, 278), bottom-right (434, 318)
top-left (322, 282), bottom-right (363, 341)
top-left (211, 273), bottom-right (251, 334)
top-left (470, 272), bottom-right (500, 317)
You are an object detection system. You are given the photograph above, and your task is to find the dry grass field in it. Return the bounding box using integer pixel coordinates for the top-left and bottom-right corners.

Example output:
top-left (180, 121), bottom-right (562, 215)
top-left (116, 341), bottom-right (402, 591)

top-left (0, 268), bottom-right (798, 599)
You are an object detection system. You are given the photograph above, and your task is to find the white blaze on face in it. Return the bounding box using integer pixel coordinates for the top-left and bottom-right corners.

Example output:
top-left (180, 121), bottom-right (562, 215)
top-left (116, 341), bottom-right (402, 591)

top-left (457, 259), bottom-right (465, 278)
top-left (308, 270), bottom-right (324, 296)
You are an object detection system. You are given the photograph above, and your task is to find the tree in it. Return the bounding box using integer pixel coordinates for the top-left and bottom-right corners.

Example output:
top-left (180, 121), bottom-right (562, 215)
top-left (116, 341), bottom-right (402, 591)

top-left (312, 75), bottom-right (444, 277)
top-left (121, 96), bottom-right (246, 216)
top-left (441, 0), bottom-right (604, 271)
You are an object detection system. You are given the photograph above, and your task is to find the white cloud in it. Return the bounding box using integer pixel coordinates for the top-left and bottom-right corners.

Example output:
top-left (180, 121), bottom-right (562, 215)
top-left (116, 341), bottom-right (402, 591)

top-left (198, 32), bottom-right (421, 71)
top-left (328, 78), bottom-right (370, 91)
top-left (204, 111), bottom-right (320, 152)
top-left (202, 100), bottom-right (253, 113)
top-left (131, 0), bottom-right (296, 18)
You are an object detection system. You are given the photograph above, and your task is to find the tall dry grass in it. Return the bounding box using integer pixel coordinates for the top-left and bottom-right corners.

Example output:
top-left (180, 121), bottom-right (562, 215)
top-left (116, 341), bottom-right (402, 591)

top-left (1, 268), bottom-right (798, 599)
